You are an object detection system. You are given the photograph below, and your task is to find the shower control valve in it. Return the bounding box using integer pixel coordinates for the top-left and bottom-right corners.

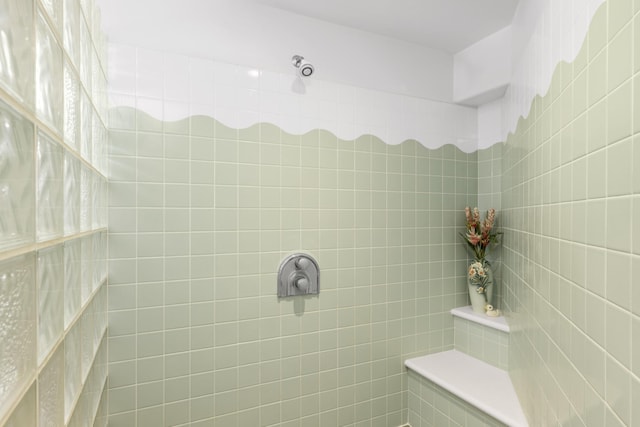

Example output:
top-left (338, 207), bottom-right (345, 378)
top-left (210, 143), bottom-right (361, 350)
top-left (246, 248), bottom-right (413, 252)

top-left (294, 276), bottom-right (309, 292)
top-left (277, 253), bottom-right (319, 297)
top-left (295, 257), bottom-right (309, 270)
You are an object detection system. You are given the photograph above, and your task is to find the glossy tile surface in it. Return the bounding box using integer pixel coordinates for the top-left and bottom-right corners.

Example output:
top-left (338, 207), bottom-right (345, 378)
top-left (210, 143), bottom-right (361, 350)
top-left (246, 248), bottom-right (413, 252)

top-left (107, 100), bottom-right (479, 425)
top-left (501, 1), bottom-right (640, 425)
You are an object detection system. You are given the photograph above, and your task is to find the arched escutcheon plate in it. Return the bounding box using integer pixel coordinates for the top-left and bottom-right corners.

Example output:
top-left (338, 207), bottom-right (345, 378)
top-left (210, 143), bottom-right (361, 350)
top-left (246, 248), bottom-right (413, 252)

top-left (277, 253), bottom-right (319, 297)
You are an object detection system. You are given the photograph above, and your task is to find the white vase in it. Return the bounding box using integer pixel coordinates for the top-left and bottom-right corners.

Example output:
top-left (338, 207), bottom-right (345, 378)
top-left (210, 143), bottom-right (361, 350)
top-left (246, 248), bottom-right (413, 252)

top-left (468, 282), bottom-right (487, 313)
top-left (467, 260), bottom-right (493, 314)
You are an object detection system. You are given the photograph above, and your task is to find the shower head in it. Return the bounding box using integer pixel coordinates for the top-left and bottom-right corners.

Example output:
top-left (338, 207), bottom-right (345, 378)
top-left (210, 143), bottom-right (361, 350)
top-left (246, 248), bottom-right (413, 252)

top-left (292, 55), bottom-right (314, 77)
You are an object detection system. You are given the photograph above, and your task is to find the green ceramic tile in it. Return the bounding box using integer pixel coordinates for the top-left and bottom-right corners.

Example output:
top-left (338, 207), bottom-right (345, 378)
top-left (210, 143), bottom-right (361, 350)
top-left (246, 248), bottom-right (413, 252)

top-left (237, 123), bottom-right (259, 142)
top-left (589, 5), bottom-right (608, 60)
top-left (633, 316), bottom-right (640, 377)
top-left (634, 76), bottom-right (640, 135)
top-left (214, 120), bottom-right (238, 139)
top-left (606, 251), bottom-right (632, 312)
top-left (607, 197), bottom-right (632, 251)
top-left (571, 113), bottom-right (588, 159)
top-left (606, 356), bottom-right (631, 425)
top-left (608, 0), bottom-right (633, 39)
top-left (165, 117), bottom-right (189, 135)
top-left (260, 123), bottom-right (281, 144)
top-left (588, 49), bottom-right (608, 106)
top-left (137, 381), bottom-right (163, 408)
top-left (634, 198), bottom-right (640, 256)
top-left (310, 129), bottom-right (333, 150)
top-left (136, 110), bottom-right (162, 133)
top-left (608, 25), bottom-right (633, 91)
top-left (190, 116), bottom-right (218, 138)
top-left (137, 406), bottom-right (163, 425)
top-left (573, 69), bottom-right (588, 119)
top-left (586, 149), bottom-right (607, 198)
top-left (635, 15), bottom-right (640, 72)
top-left (607, 82), bottom-right (632, 145)
top-left (607, 137), bottom-right (633, 196)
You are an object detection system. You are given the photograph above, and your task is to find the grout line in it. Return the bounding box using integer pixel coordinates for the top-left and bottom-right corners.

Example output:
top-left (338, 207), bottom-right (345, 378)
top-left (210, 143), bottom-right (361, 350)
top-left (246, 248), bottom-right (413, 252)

top-left (0, 228), bottom-right (107, 262)
top-left (64, 327), bottom-right (109, 425)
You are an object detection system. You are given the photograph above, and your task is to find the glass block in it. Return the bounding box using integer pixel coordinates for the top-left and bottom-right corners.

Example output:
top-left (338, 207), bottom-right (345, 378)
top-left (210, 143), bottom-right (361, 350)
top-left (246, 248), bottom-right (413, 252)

top-left (80, 91), bottom-right (92, 162)
top-left (93, 381), bottom-right (108, 427)
top-left (91, 173), bottom-right (100, 229)
top-left (4, 383), bottom-right (36, 427)
top-left (96, 73), bottom-right (108, 127)
top-left (92, 114), bottom-right (106, 172)
top-left (36, 12), bottom-right (64, 133)
top-left (67, 394), bottom-right (86, 427)
top-left (81, 235), bottom-right (93, 305)
top-left (0, 0), bottom-right (34, 107)
top-left (98, 284), bottom-right (107, 337)
top-left (36, 131), bottom-right (64, 242)
top-left (64, 238), bottom-right (81, 328)
top-left (64, 323), bottom-right (81, 420)
top-left (63, 0), bottom-right (80, 67)
top-left (79, 20), bottom-right (92, 92)
top-left (0, 253), bottom-right (36, 418)
top-left (41, 0), bottom-right (63, 35)
top-left (80, 307), bottom-right (93, 381)
top-left (38, 345), bottom-right (64, 427)
top-left (98, 177), bottom-right (107, 227)
top-left (91, 4), bottom-right (101, 48)
top-left (37, 245), bottom-right (64, 364)
top-left (99, 231), bottom-right (107, 285)
top-left (91, 47), bottom-right (101, 103)
top-left (92, 232), bottom-right (104, 290)
top-left (63, 152), bottom-right (80, 236)
top-left (0, 100), bottom-right (35, 251)
top-left (94, 285), bottom-right (107, 348)
top-left (90, 337), bottom-right (107, 421)
top-left (79, 0), bottom-right (93, 30)
top-left (80, 165), bottom-right (92, 232)
top-left (64, 60), bottom-right (80, 151)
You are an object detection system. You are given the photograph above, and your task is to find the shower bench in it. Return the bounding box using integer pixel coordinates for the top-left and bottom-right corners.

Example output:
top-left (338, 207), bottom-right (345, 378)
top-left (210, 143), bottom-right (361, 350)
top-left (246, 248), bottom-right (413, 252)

top-left (405, 306), bottom-right (528, 427)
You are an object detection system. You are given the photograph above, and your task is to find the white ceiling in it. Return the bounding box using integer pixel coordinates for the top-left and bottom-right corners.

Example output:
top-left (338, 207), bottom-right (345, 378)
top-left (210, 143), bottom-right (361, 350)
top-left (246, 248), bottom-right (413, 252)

top-left (251, 0), bottom-right (520, 53)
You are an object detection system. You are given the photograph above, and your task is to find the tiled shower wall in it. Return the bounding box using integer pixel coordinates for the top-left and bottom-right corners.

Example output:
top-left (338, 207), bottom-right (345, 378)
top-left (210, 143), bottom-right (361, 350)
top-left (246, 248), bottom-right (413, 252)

top-left (0, 0), bottom-right (108, 425)
top-left (106, 47), bottom-right (478, 426)
top-left (502, 0), bottom-right (640, 425)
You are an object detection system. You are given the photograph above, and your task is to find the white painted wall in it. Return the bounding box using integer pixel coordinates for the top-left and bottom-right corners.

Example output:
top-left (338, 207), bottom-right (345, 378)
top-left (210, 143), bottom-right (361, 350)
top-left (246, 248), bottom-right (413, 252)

top-left (477, 100), bottom-right (503, 150)
top-left (453, 27), bottom-right (512, 106)
top-left (99, 0), bottom-right (454, 103)
top-left (466, 0), bottom-right (605, 147)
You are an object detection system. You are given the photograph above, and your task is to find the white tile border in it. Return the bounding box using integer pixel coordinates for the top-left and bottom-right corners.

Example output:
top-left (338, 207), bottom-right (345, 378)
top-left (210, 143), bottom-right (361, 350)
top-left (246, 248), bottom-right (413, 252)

top-left (499, 0), bottom-right (606, 143)
top-left (108, 44), bottom-right (480, 153)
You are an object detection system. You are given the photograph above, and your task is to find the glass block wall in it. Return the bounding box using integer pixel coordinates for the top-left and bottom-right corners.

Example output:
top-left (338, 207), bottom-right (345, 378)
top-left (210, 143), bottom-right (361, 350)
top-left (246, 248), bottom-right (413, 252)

top-left (0, 0), bottom-right (109, 425)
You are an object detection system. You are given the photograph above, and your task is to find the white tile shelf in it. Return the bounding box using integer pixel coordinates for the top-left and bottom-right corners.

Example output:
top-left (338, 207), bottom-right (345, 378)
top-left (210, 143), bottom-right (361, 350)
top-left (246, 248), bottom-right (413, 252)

top-left (405, 350), bottom-right (528, 427)
top-left (451, 305), bottom-right (510, 332)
